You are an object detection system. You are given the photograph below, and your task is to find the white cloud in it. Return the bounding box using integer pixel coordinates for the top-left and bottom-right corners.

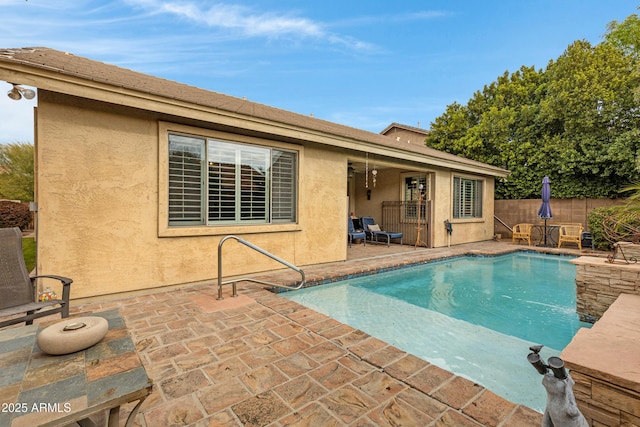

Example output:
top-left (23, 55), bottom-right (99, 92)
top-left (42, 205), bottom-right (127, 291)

top-left (124, 0), bottom-right (374, 51)
top-left (127, 0), bottom-right (323, 36)
top-left (166, 2), bottom-right (323, 38)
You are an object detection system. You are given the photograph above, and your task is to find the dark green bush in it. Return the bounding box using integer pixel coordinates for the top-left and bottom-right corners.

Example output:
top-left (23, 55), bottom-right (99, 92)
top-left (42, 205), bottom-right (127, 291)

top-left (0, 201), bottom-right (31, 230)
top-left (587, 206), bottom-right (619, 251)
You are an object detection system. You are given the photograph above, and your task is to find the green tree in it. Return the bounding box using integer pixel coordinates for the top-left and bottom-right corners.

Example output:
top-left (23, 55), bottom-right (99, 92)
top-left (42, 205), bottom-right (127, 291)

top-left (540, 40), bottom-right (640, 198)
top-left (425, 15), bottom-right (640, 199)
top-left (0, 143), bottom-right (34, 201)
top-left (604, 10), bottom-right (640, 104)
top-left (603, 9), bottom-right (640, 60)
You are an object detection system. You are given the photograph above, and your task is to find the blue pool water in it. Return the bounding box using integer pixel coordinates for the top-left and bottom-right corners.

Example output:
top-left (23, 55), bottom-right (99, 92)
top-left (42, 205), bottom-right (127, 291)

top-left (283, 252), bottom-right (592, 411)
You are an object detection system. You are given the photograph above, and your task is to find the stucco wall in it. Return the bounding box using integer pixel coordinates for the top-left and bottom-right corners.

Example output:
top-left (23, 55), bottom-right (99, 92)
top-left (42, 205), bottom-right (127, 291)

top-left (431, 170), bottom-right (496, 248)
top-left (35, 92), bottom-right (346, 299)
top-left (351, 168), bottom-right (400, 221)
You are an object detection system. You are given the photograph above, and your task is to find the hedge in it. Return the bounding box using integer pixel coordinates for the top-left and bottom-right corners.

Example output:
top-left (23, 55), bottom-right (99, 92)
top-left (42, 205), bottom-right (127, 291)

top-left (0, 201), bottom-right (31, 230)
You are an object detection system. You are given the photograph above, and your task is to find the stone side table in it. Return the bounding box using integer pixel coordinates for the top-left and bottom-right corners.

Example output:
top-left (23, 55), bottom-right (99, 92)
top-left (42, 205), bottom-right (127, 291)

top-left (0, 309), bottom-right (152, 427)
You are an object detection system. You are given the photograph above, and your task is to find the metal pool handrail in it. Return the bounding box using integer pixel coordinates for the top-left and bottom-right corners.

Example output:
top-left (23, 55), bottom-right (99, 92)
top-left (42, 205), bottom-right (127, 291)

top-left (217, 235), bottom-right (306, 300)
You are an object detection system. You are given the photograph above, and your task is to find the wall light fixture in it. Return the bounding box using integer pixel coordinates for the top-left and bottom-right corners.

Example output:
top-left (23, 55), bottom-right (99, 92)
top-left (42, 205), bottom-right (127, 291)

top-left (7, 83), bottom-right (36, 101)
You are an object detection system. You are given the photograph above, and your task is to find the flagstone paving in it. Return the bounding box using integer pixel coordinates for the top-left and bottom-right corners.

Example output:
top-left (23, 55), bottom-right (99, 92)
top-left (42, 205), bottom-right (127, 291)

top-left (62, 240), bottom-right (596, 426)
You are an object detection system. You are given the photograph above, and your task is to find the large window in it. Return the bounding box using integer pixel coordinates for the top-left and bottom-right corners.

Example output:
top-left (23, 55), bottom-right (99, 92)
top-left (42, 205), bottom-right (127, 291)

top-left (453, 177), bottom-right (483, 219)
top-left (168, 133), bottom-right (297, 226)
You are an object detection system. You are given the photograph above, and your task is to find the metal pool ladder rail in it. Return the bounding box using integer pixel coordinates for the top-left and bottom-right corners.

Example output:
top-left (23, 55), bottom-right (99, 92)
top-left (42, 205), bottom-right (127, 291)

top-left (217, 235), bottom-right (306, 300)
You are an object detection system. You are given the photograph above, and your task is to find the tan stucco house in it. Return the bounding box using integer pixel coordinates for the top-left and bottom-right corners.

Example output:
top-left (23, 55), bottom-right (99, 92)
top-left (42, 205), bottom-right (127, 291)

top-left (0, 47), bottom-right (509, 300)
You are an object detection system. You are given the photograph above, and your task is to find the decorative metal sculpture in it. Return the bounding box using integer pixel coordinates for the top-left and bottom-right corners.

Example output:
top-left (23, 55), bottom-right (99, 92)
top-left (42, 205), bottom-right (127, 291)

top-left (606, 242), bottom-right (638, 264)
top-left (600, 212), bottom-right (640, 263)
top-left (527, 346), bottom-right (587, 427)
top-left (601, 212), bottom-right (640, 245)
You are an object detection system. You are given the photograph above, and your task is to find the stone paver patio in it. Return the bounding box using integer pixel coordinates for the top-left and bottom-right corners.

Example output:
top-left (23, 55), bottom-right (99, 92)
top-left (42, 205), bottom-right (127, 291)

top-left (56, 240), bottom-right (595, 426)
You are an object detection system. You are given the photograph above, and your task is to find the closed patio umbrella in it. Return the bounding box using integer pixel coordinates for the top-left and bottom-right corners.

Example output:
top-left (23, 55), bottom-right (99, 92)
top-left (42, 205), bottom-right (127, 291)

top-left (537, 176), bottom-right (552, 246)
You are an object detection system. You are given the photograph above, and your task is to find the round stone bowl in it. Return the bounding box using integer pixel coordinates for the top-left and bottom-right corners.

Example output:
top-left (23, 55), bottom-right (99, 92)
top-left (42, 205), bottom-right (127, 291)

top-left (37, 316), bottom-right (109, 355)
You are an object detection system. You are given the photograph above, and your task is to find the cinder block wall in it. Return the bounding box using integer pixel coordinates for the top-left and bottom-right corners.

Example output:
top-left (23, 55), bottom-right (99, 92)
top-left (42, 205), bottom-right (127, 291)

top-left (495, 198), bottom-right (622, 237)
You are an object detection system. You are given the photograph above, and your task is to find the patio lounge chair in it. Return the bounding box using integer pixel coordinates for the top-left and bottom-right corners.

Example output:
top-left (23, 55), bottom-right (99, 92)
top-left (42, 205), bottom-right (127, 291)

top-left (348, 218), bottom-right (366, 247)
top-left (558, 224), bottom-right (583, 250)
top-left (361, 217), bottom-right (403, 247)
top-left (512, 223), bottom-right (533, 246)
top-left (0, 227), bottom-right (73, 328)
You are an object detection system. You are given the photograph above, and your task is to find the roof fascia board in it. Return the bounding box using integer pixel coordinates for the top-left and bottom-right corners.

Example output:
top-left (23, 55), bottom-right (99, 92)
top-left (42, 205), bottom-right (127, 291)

top-left (342, 143), bottom-right (508, 177)
top-left (0, 65), bottom-right (508, 178)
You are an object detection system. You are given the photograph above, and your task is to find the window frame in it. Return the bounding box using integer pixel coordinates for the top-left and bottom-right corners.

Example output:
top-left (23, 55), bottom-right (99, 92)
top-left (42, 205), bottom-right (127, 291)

top-left (159, 122), bottom-right (302, 237)
top-left (452, 175), bottom-right (484, 220)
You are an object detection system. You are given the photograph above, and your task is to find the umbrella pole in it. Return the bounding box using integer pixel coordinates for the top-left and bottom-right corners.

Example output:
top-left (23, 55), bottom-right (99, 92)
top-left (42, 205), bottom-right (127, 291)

top-left (544, 219), bottom-right (548, 246)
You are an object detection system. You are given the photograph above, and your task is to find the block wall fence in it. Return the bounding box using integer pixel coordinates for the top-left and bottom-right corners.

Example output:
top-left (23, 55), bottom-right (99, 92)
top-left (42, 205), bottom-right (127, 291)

top-left (494, 198), bottom-right (622, 237)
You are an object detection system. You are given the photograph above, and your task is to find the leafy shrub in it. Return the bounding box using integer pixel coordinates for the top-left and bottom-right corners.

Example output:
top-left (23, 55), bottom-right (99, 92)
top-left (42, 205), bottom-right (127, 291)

top-left (587, 206), bottom-right (619, 251)
top-left (0, 201), bottom-right (31, 230)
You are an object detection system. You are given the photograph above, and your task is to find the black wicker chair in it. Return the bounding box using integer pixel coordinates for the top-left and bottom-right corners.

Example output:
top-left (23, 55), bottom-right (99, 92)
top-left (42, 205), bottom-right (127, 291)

top-left (0, 227), bottom-right (72, 328)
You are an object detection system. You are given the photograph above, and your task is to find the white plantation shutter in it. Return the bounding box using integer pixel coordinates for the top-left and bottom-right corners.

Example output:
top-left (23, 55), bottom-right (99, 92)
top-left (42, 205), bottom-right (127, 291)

top-left (453, 177), bottom-right (483, 219)
top-left (271, 150), bottom-right (296, 222)
top-left (168, 135), bottom-right (205, 225)
top-left (239, 147), bottom-right (268, 221)
top-left (474, 180), bottom-right (483, 217)
top-left (208, 142), bottom-right (237, 222)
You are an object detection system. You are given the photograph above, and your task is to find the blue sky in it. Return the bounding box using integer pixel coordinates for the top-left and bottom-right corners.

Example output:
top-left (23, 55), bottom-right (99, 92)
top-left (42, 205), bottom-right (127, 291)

top-left (1, 0), bottom-right (638, 143)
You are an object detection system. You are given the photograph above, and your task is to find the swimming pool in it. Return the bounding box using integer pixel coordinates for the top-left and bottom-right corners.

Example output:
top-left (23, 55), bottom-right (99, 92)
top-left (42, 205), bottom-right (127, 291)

top-left (283, 252), bottom-right (592, 411)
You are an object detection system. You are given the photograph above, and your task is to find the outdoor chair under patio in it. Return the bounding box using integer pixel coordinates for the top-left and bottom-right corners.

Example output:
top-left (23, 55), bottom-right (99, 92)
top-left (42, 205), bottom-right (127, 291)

top-left (512, 223), bottom-right (533, 246)
top-left (361, 217), bottom-right (403, 247)
top-left (0, 227), bottom-right (73, 328)
top-left (348, 218), bottom-right (366, 247)
top-left (558, 224), bottom-right (583, 250)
